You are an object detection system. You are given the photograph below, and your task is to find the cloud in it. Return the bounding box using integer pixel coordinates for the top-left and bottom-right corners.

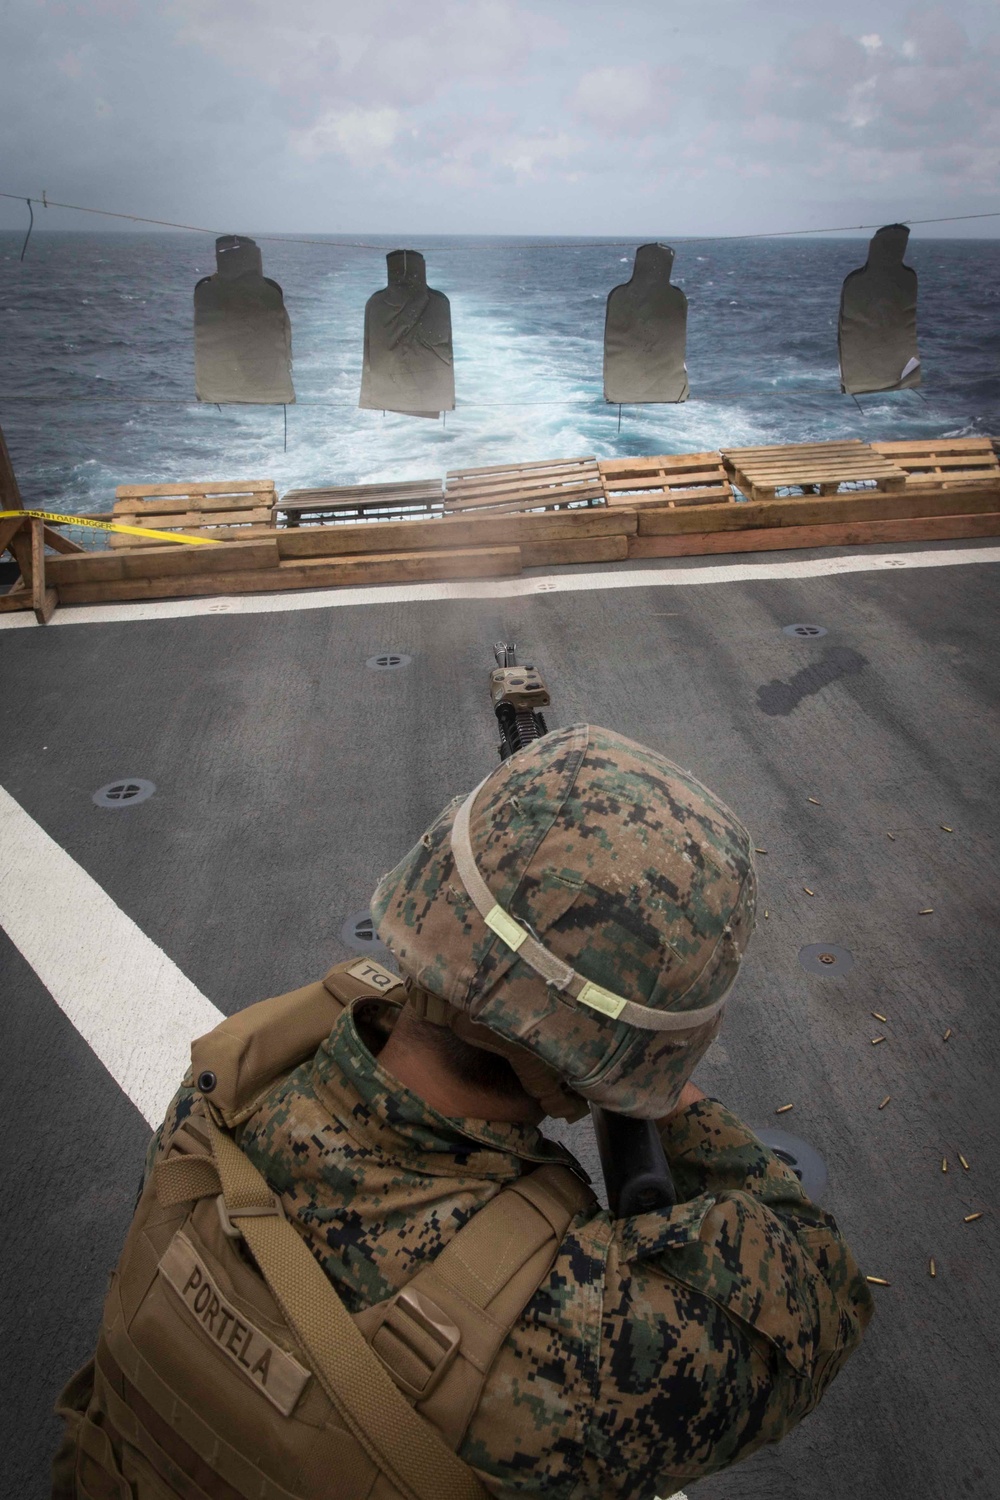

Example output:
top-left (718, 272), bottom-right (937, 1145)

top-left (3, 0), bottom-right (998, 237)
top-left (904, 7), bottom-right (968, 67)
top-left (734, 10), bottom-right (1000, 192)
top-left (290, 106), bottom-right (401, 165)
top-left (170, 0), bottom-right (542, 111)
top-left (569, 64), bottom-right (673, 137)
top-left (494, 130), bottom-right (581, 178)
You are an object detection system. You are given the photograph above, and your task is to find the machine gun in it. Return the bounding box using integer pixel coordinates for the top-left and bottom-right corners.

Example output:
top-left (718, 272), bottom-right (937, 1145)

top-left (489, 644), bottom-right (677, 1217)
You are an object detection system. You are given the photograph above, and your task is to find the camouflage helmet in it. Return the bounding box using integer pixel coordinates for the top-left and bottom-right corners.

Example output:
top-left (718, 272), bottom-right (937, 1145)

top-left (372, 725), bottom-right (756, 1120)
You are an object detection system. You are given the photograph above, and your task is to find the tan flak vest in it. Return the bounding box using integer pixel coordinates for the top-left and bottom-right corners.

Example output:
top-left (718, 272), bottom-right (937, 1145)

top-left (53, 959), bottom-right (593, 1500)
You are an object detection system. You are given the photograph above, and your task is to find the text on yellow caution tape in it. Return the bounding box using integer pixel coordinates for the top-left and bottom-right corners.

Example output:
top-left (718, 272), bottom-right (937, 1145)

top-left (0, 510), bottom-right (219, 546)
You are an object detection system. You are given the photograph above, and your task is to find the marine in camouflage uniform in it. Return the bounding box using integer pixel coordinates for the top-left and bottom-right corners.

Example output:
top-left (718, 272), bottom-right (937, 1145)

top-left (149, 725), bottom-right (873, 1497)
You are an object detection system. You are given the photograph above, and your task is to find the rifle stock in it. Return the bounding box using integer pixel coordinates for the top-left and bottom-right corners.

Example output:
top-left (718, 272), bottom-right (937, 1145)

top-left (488, 645), bottom-right (677, 1217)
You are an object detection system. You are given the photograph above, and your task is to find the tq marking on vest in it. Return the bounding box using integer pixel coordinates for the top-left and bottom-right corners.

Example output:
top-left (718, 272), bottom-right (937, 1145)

top-left (346, 957), bottom-right (399, 992)
top-left (159, 1232), bottom-right (310, 1416)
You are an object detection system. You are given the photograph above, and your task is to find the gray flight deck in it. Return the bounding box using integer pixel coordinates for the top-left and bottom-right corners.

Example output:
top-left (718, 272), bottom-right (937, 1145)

top-left (2, 543), bottom-right (998, 1500)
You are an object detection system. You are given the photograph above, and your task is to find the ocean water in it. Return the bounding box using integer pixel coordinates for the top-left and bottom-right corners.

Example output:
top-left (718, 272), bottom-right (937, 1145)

top-left (1, 232), bottom-right (998, 528)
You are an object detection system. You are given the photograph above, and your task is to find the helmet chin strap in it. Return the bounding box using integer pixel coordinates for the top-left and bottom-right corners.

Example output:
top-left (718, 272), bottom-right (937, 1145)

top-left (449, 775), bottom-right (730, 1035)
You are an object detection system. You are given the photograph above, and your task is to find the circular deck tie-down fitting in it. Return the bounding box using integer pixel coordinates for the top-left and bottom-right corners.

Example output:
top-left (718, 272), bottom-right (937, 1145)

top-left (366, 652), bottom-right (412, 671)
top-left (799, 943), bottom-right (855, 978)
top-left (783, 624), bottom-right (828, 639)
top-left (92, 779), bottom-right (156, 809)
top-left (340, 909), bottom-right (389, 955)
top-left (752, 1128), bottom-right (829, 1201)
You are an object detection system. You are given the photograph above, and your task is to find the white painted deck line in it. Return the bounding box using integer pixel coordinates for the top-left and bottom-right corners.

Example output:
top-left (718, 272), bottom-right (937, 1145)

top-left (2, 543), bottom-right (999, 629)
top-left (0, 784), bottom-right (222, 1125)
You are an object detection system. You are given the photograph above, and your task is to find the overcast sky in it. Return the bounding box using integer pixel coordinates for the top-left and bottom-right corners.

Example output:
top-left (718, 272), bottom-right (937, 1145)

top-left (2, 0), bottom-right (998, 237)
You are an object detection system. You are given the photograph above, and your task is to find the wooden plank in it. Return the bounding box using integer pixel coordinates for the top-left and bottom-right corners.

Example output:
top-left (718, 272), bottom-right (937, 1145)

top-left (41, 525), bottom-right (85, 555)
top-left (902, 471), bottom-right (1000, 488)
top-left (871, 438), bottom-right (996, 456)
top-left (446, 472), bottom-right (602, 500)
top-left (278, 508), bottom-right (636, 559)
top-left (115, 480), bottom-right (276, 499)
top-left (445, 484), bottom-right (603, 512)
top-left (447, 457), bottom-right (596, 479)
top-left (0, 421), bottom-right (25, 510)
top-left (109, 524), bottom-right (277, 550)
top-left (870, 453), bottom-right (999, 472)
top-left (0, 515), bottom-right (26, 556)
top-left (728, 451), bottom-right (878, 468)
top-left (47, 538), bottom-right (278, 585)
top-left (56, 546), bottom-right (523, 606)
top-left (732, 456), bottom-right (905, 478)
top-left (608, 486), bottom-right (733, 510)
top-left (599, 451), bottom-right (722, 477)
top-left (524, 535), bottom-right (628, 567)
top-left (636, 485), bottom-right (1000, 536)
top-left (0, 589), bottom-right (35, 613)
top-left (732, 467), bottom-right (907, 491)
top-left (111, 507), bottom-right (269, 525)
top-left (737, 468), bottom-right (906, 488)
top-left (30, 519), bottom-right (57, 623)
top-left (722, 440), bottom-right (867, 460)
top-left (601, 469), bottom-right (728, 491)
top-left (628, 512), bottom-right (1000, 560)
top-left (114, 498), bottom-right (272, 518)
top-left (280, 479), bottom-right (443, 504)
top-left (745, 479), bottom-right (907, 504)
top-left (8, 528), bottom-right (33, 597)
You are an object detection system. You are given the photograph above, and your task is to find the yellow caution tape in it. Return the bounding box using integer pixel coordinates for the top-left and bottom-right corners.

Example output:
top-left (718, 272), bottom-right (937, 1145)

top-left (0, 509), bottom-right (219, 546)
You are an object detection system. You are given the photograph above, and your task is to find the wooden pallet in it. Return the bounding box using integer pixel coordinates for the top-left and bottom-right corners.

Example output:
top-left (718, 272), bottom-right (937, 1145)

top-left (599, 453), bottom-right (733, 508)
top-left (16, 434), bottom-right (1000, 617)
top-left (629, 511), bottom-right (1000, 560)
top-left (276, 479), bottom-right (444, 526)
top-left (870, 438), bottom-right (1000, 489)
top-left (721, 441), bottom-right (907, 502)
top-left (633, 484), bottom-right (1000, 538)
top-left (278, 506), bottom-right (637, 570)
top-left (49, 543), bottom-right (523, 605)
top-left (444, 457), bottom-right (603, 514)
top-left (111, 480), bottom-right (278, 548)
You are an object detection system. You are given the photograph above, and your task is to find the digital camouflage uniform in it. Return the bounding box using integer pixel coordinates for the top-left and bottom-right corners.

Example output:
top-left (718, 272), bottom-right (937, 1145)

top-left (148, 998), bottom-right (873, 1499)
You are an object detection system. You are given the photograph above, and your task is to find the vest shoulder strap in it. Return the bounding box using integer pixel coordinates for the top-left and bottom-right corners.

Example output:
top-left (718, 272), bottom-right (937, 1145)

top-left (159, 1117), bottom-right (490, 1500)
top-left (355, 1162), bottom-right (594, 1450)
top-left (154, 1123), bottom-right (594, 1478)
top-left (190, 959), bottom-right (404, 1125)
